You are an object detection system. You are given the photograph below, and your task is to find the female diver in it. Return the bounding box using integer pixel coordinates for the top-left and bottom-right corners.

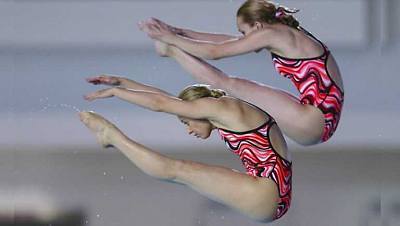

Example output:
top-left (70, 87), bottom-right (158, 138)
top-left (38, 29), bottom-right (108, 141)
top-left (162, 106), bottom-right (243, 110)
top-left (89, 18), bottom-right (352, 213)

top-left (80, 75), bottom-right (292, 221)
top-left (139, 0), bottom-right (344, 145)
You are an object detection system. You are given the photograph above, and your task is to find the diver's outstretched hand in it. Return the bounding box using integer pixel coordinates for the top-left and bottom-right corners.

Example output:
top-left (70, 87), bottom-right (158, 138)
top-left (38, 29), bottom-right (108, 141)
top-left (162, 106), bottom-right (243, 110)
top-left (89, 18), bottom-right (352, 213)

top-left (148, 18), bottom-right (183, 35)
top-left (138, 18), bottom-right (175, 42)
top-left (86, 75), bottom-right (121, 86)
top-left (138, 17), bottom-right (181, 35)
top-left (84, 88), bottom-right (115, 101)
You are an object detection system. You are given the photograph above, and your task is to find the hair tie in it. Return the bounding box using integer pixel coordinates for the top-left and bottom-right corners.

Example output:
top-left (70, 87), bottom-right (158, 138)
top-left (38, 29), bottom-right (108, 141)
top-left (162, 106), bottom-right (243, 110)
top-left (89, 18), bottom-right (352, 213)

top-left (275, 6), bottom-right (299, 19)
top-left (275, 10), bottom-right (284, 18)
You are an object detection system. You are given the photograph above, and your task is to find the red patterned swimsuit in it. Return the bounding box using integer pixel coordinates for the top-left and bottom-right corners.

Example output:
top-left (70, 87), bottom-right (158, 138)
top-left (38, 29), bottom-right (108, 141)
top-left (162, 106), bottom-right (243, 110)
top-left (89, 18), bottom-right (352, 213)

top-left (271, 28), bottom-right (344, 142)
top-left (218, 117), bottom-right (292, 220)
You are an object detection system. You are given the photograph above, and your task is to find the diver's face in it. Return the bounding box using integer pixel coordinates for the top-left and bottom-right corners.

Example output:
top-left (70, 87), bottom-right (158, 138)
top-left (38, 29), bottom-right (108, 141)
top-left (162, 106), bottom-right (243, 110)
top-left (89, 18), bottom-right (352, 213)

top-left (236, 16), bottom-right (259, 36)
top-left (179, 117), bottom-right (213, 139)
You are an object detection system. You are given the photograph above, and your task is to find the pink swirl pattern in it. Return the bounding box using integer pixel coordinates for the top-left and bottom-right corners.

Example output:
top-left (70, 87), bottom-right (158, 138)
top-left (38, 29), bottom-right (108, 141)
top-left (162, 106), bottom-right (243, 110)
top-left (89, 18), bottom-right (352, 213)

top-left (271, 30), bottom-right (344, 142)
top-left (218, 119), bottom-right (292, 220)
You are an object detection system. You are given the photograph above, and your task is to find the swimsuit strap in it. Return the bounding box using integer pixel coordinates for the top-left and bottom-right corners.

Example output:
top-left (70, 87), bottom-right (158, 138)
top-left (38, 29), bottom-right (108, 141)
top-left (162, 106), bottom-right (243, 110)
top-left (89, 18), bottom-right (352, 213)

top-left (242, 100), bottom-right (274, 122)
top-left (299, 26), bottom-right (329, 54)
top-left (217, 99), bottom-right (275, 135)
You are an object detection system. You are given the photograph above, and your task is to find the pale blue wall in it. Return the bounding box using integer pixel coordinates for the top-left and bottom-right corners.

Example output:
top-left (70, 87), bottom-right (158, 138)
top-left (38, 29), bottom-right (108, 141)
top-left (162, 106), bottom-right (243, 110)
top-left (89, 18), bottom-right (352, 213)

top-left (1, 1), bottom-right (399, 226)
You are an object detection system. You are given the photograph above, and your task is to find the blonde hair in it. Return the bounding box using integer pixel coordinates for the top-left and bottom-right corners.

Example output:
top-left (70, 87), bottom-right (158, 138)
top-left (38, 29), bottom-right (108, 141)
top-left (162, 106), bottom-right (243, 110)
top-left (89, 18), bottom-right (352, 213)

top-left (237, 0), bottom-right (300, 29)
top-left (178, 84), bottom-right (226, 101)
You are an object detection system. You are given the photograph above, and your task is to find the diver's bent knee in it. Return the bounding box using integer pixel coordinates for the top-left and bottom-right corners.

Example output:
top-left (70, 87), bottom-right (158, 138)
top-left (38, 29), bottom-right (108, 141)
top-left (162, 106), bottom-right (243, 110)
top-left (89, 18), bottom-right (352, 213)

top-left (295, 135), bottom-right (321, 146)
top-left (292, 129), bottom-right (322, 145)
top-left (243, 181), bottom-right (278, 222)
top-left (294, 106), bottom-right (325, 145)
top-left (248, 206), bottom-right (276, 223)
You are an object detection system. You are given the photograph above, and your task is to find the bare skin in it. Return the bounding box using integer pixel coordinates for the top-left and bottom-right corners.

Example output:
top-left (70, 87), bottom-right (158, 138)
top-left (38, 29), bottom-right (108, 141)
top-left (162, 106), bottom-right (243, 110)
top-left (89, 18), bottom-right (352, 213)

top-left (81, 78), bottom-right (290, 221)
top-left (84, 80), bottom-right (285, 137)
top-left (140, 17), bottom-right (344, 145)
top-left (139, 17), bottom-right (237, 43)
top-left (86, 75), bottom-right (170, 95)
top-left (154, 40), bottom-right (323, 145)
top-left (141, 17), bottom-right (343, 89)
top-left (79, 111), bottom-right (281, 221)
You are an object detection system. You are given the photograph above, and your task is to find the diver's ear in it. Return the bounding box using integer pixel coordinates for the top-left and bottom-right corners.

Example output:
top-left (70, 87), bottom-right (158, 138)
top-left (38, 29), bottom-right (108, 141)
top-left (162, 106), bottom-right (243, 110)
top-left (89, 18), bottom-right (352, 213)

top-left (254, 21), bottom-right (263, 30)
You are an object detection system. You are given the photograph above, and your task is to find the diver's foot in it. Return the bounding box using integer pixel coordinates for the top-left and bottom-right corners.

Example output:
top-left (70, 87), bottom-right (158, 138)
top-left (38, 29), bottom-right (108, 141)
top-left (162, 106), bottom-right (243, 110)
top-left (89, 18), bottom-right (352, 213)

top-left (154, 40), bottom-right (171, 57)
top-left (79, 111), bottom-right (123, 148)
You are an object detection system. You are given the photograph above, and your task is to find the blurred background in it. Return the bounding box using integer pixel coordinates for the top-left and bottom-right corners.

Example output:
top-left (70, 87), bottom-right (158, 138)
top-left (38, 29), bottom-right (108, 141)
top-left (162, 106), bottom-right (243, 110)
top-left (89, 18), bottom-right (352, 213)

top-left (1, 0), bottom-right (399, 225)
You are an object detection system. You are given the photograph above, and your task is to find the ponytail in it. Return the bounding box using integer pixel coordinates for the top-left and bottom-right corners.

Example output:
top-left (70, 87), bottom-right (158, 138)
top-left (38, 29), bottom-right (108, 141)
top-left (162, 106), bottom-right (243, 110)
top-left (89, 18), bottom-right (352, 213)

top-left (210, 89), bottom-right (226, 98)
top-left (178, 84), bottom-right (226, 101)
top-left (237, 0), bottom-right (300, 29)
top-left (275, 6), bottom-right (300, 28)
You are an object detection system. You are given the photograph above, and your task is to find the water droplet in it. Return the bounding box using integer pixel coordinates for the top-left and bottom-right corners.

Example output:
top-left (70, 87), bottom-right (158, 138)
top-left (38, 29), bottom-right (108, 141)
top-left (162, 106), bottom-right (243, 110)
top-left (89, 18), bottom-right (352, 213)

top-left (221, 215), bottom-right (225, 220)
top-left (96, 213), bottom-right (101, 218)
top-left (103, 172), bottom-right (107, 176)
top-left (72, 106), bottom-right (81, 112)
top-left (120, 176), bottom-right (125, 181)
top-left (35, 100), bottom-right (82, 113)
